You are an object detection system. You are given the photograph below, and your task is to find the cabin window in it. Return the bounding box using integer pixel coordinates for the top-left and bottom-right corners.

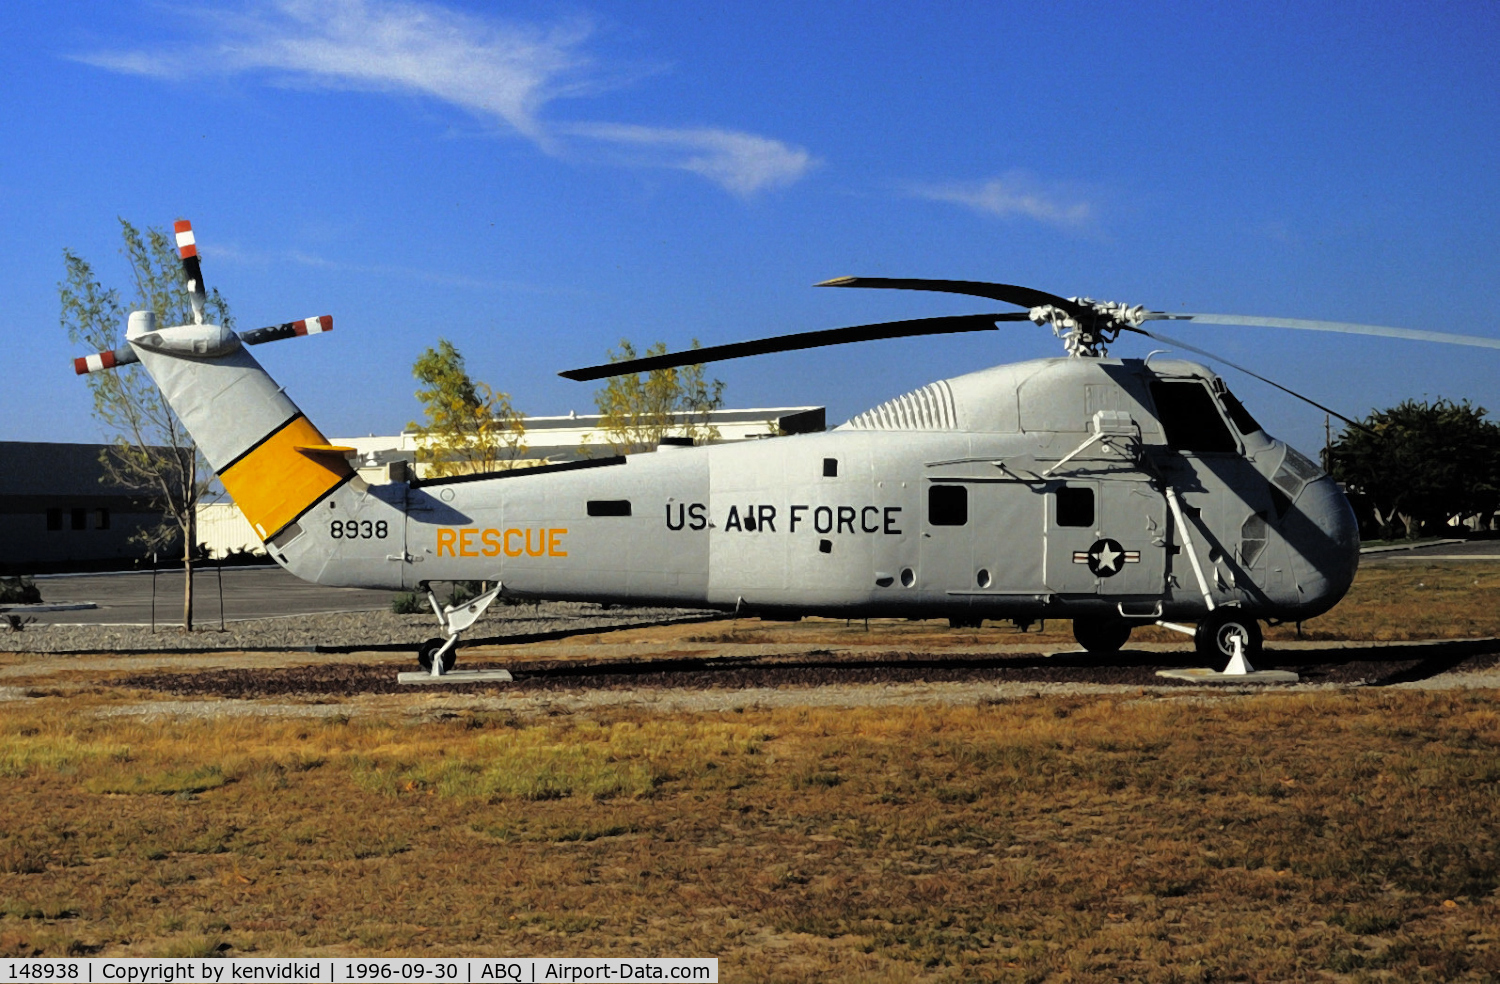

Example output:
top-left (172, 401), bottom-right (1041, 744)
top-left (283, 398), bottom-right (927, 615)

top-left (1055, 486), bottom-right (1095, 528)
top-left (71, 508), bottom-right (87, 530)
top-left (928, 485), bottom-right (967, 526)
top-left (96, 508), bottom-right (110, 530)
top-left (823, 458), bottom-right (838, 478)
top-left (46, 508), bottom-right (62, 531)
top-left (1217, 385), bottom-right (1264, 435)
top-left (586, 500), bottom-right (631, 517)
top-left (1149, 381), bottom-right (1238, 453)
top-left (1239, 512), bottom-right (1268, 567)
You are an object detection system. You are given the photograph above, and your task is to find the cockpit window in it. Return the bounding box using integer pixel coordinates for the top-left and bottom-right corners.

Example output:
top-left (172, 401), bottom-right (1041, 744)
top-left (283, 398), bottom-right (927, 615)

top-left (1149, 381), bottom-right (1238, 453)
top-left (1217, 385), bottom-right (1263, 435)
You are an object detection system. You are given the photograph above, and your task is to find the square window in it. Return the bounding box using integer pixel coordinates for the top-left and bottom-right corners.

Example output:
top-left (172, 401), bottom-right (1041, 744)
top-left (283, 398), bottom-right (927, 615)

top-left (928, 485), bottom-right (967, 526)
top-left (823, 458), bottom-right (838, 478)
top-left (46, 508), bottom-right (62, 531)
top-left (1056, 487), bottom-right (1094, 528)
top-left (71, 508), bottom-right (87, 530)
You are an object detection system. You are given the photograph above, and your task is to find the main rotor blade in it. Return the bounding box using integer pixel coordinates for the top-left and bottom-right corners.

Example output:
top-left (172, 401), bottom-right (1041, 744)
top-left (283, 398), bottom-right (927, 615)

top-left (174, 219), bottom-right (206, 326)
top-left (559, 313), bottom-right (1024, 382)
top-left (1152, 312), bottom-right (1500, 351)
top-left (817, 277), bottom-right (1089, 320)
top-left (1126, 325), bottom-right (1372, 432)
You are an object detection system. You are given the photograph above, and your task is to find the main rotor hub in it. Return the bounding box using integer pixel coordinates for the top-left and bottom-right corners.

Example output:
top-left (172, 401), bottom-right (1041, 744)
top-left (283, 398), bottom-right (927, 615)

top-left (1029, 298), bottom-right (1147, 358)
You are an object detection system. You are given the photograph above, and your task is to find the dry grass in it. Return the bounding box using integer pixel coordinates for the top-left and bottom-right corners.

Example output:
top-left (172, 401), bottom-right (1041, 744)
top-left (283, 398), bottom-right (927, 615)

top-left (1268, 562), bottom-right (1500, 642)
top-left (657, 560), bottom-right (1500, 649)
top-left (0, 689), bottom-right (1498, 980)
top-left (1, 559), bottom-right (1498, 978)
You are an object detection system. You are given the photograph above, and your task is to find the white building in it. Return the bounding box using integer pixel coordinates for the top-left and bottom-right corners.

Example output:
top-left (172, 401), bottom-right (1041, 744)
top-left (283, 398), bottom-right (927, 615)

top-left (196, 406), bottom-right (825, 558)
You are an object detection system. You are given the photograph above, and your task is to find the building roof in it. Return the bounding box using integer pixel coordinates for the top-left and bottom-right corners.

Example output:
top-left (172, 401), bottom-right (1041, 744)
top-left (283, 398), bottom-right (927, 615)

top-left (0, 442), bottom-right (157, 498)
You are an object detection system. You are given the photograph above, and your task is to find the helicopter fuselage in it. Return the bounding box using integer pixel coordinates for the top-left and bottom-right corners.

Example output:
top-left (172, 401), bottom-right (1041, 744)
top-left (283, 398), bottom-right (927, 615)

top-left (266, 356), bottom-right (1360, 625)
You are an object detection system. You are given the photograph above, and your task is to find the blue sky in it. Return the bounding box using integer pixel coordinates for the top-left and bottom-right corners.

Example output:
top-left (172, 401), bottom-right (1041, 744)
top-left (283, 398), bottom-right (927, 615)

top-left (3, 0), bottom-right (1497, 456)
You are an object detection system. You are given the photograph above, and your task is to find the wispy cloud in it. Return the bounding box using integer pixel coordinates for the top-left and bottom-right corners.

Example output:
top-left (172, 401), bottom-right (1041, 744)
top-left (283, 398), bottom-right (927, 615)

top-left (912, 171), bottom-right (1095, 230)
top-left (74, 0), bottom-right (816, 195)
top-left (564, 122), bottom-right (817, 195)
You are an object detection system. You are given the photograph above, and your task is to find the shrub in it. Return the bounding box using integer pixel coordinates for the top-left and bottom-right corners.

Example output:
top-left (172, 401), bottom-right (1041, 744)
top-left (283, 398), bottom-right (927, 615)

top-left (0, 576), bottom-right (41, 605)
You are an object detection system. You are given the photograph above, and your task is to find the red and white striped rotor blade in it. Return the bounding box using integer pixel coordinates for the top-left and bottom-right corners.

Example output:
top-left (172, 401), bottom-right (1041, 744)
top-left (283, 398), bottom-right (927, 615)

top-left (239, 316), bottom-right (333, 346)
top-left (73, 345), bottom-right (139, 375)
top-left (174, 219), bottom-right (207, 325)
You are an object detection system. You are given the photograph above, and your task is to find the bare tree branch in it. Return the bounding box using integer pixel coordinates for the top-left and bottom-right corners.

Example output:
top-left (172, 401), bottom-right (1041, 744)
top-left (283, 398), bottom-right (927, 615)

top-left (59, 220), bottom-right (227, 629)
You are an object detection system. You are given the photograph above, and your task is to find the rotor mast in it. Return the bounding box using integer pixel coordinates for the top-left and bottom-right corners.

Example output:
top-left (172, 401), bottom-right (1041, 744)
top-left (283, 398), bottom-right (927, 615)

top-left (1028, 298), bottom-right (1149, 358)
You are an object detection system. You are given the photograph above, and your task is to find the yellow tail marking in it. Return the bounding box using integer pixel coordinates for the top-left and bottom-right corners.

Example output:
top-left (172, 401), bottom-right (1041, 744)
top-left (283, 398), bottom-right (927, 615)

top-left (222, 416), bottom-right (354, 539)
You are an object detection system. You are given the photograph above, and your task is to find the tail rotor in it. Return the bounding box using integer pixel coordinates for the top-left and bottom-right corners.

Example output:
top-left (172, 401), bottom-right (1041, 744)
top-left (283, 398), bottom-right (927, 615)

top-left (72, 219), bottom-right (335, 375)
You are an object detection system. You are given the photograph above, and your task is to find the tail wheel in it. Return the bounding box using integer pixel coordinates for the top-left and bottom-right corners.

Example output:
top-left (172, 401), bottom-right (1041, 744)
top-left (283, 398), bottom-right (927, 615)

top-left (1072, 618), bottom-right (1132, 654)
top-left (417, 637), bottom-right (456, 673)
top-left (1194, 612), bottom-right (1263, 662)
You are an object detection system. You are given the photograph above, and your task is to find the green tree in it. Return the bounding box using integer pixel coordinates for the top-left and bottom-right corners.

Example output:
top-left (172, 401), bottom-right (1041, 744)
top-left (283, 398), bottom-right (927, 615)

top-left (590, 340), bottom-right (726, 455)
top-left (60, 219), bottom-right (228, 630)
top-left (1327, 398), bottom-right (1500, 538)
top-left (410, 339), bottom-right (526, 477)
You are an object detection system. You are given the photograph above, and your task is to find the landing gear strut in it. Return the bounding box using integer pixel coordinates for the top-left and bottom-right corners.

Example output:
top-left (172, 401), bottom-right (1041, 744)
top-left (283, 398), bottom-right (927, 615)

top-left (417, 637), bottom-right (456, 675)
top-left (416, 583), bottom-right (504, 677)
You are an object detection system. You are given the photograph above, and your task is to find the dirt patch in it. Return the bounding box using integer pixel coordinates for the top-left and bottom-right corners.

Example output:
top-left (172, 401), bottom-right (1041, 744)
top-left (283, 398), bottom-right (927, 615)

top-left (112, 640), bottom-right (1500, 700)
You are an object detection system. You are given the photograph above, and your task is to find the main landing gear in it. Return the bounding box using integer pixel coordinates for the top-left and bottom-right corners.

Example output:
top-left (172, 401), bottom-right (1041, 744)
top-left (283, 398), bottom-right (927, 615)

top-left (1072, 617), bottom-right (1133, 655)
top-left (1078, 609), bottom-right (1292, 683)
top-left (416, 583), bottom-right (504, 677)
top-left (1073, 610), bottom-right (1268, 672)
top-left (1193, 609), bottom-right (1263, 664)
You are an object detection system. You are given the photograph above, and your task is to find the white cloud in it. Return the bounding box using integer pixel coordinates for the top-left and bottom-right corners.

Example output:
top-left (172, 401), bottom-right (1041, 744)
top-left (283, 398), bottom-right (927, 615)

top-left (913, 171), bottom-right (1094, 230)
top-left (564, 122), bottom-right (818, 196)
top-left (74, 0), bottom-right (815, 195)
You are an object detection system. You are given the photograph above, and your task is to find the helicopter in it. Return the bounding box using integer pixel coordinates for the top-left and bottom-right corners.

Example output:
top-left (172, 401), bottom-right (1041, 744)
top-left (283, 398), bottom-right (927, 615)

top-left (73, 221), bottom-right (1500, 676)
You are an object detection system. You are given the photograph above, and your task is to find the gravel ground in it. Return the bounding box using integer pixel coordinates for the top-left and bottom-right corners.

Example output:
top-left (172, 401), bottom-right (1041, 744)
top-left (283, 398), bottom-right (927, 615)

top-left (0, 601), bottom-right (722, 654)
top-left (110, 639), bottom-right (1500, 699)
top-left (4, 606), bottom-right (1497, 720)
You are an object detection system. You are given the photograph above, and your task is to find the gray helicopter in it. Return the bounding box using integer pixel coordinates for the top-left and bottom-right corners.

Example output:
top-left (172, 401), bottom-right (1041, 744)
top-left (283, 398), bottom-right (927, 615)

top-left (75, 225), bottom-right (1500, 674)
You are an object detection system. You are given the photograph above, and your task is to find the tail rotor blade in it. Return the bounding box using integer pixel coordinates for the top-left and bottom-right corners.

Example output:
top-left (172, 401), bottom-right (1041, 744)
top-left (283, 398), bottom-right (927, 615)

top-left (240, 316), bottom-right (333, 346)
top-left (73, 345), bottom-right (139, 375)
top-left (174, 219), bottom-right (206, 325)
top-left (559, 313), bottom-right (1025, 381)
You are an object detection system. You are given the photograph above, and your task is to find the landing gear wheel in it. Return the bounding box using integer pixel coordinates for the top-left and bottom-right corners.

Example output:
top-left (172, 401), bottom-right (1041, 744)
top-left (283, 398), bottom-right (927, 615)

top-left (1194, 611), bottom-right (1263, 663)
top-left (1072, 618), bottom-right (1132, 655)
top-left (416, 637), bottom-right (456, 674)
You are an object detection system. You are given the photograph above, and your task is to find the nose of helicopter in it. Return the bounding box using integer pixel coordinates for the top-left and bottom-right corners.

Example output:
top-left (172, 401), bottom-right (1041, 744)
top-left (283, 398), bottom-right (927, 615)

top-left (1286, 474), bottom-right (1361, 618)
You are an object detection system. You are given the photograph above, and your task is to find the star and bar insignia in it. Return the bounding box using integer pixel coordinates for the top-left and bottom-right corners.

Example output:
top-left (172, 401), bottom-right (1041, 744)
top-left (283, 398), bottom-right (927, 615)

top-left (1072, 538), bottom-right (1140, 577)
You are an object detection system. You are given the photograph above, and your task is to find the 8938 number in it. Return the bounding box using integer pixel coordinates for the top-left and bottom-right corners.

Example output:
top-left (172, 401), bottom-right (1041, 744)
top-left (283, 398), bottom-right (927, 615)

top-left (330, 520), bottom-right (388, 539)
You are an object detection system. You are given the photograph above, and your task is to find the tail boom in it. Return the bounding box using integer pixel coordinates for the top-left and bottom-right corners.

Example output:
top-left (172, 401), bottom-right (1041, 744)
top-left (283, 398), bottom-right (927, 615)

top-left (126, 310), bottom-right (354, 544)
